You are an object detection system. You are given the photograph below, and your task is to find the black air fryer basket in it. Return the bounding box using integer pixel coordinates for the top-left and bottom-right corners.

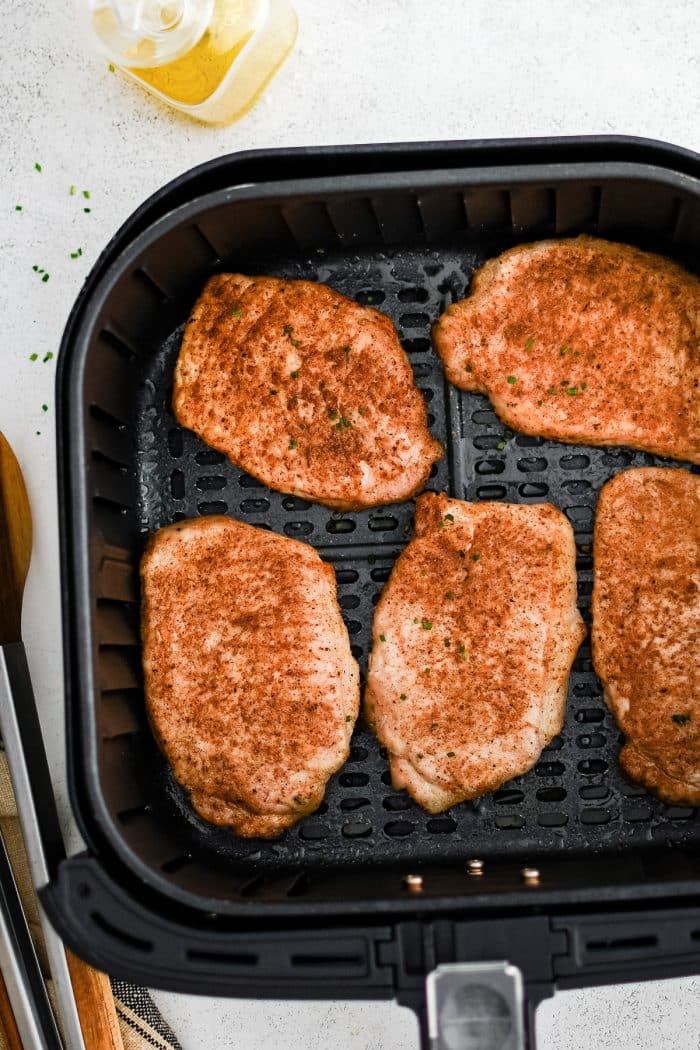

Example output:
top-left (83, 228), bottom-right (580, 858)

top-left (49, 138), bottom-right (700, 1049)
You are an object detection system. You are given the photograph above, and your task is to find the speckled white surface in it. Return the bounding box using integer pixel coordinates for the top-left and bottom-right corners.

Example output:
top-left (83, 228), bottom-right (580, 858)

top-left (1, 1), bottom-right (699, 1047)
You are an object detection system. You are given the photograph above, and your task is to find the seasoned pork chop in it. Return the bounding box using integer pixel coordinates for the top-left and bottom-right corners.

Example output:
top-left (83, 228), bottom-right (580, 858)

top-left (141, 515), bottom-right (359, 837)
top-left (434, 237), bottom-right (699, 463)
top-left (592, 468), bottom-right (700, 805)
top-left (174, 274), bottom-right (443, 509)
top-left (365, 492), bottom-right (585, 811)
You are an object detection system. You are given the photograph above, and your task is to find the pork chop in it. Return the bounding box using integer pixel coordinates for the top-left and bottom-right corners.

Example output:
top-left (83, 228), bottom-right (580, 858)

top-left (591, 467), bottom-right (700, 805)
top-left (364, 492), bottom-right (585, 811)
top-left (173, 274), bottom-right (443, 509)
top-left (141, 515), bottom-right (359, 837)
top-left (433, 236), bottom-right (699, 463)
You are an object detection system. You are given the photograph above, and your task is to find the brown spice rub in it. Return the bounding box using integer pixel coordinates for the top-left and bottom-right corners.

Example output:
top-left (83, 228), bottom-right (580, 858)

top-left (141, 515), bottom-right (359, 837)
top-left (364, 492), bottom-right (585, 811)
top-left (434, 236), bottom-right (699, 463)
top-left (592, 468), bottom-right (700, 805)
top-left (173, 274), bottom-right (443, 509)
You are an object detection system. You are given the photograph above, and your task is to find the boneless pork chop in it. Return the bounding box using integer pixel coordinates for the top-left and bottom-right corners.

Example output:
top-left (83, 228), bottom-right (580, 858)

top-left (141, 515), bottom-right (359, 837)
top-left (174, 274), bottom-right (443, 509)
top-left (434, 237), bottom-right (699, 463)
top-left (365, 492), bottom-right (585, 811)
top-left (592, 468), bottom-right (699, 805)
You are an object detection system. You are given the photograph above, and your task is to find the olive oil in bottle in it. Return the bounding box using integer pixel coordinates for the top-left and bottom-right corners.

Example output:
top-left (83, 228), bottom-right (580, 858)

top-left (82, 0), bottom-right (297, 124)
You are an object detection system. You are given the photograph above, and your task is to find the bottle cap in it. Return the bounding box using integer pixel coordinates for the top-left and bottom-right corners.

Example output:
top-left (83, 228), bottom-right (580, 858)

top-left (82, 0), bottom-right (215, 67)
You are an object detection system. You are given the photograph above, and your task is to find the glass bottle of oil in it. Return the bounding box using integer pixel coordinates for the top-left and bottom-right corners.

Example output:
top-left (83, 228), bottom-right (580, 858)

top-left (80, 0), bottom-right (297, 124)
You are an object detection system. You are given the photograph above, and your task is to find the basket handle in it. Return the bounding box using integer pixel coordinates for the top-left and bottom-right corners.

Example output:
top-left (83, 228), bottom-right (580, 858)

top-left (40, 852), bottom-right (700, 1049)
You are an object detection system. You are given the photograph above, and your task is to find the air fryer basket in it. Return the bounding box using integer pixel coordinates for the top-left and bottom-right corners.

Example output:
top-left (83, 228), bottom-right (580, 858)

top-left (48, 140), bottom-right (700, 1047)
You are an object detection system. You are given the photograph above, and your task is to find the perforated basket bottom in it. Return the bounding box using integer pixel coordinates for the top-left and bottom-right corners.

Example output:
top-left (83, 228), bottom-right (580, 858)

top-left (135, 239), bottom-right (697, 874)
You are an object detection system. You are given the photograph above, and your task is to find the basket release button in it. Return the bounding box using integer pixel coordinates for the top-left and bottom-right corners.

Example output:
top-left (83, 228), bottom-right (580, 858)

top-left (426, 961), bottom-right (524, 1050)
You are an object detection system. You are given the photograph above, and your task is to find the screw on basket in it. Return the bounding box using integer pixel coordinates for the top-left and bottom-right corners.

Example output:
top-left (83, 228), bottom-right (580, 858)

top-left (404, 874), bottom-right (423, 893)
top-left (467, 859), bottom-right (484, 877)
top-left (521, 867), bottom-right (540, 886)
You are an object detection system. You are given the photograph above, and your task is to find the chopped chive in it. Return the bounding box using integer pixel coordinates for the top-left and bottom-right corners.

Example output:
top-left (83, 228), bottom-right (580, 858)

top-left (290, 338), bottom-right (301, 347)
top-left (581, 382), bottom-right (587, 390)
top-left (465, 363), bottom-right (473, 373)
top-left (269, 389), bottom-right (278, 395)
top-left (444, 513), bottom-right (454, 522)
top-left (507, 375), bottom-right (517, 384)
top-left (82, 189), bottom-right (91, 199)
top-left (34, 162), bottom-right (42, 172)
top-left (288, 438), bottom-right (298, 450)
top-left (417, 753), bottom-right (423, 760)
top-left (335, 415), bottom-right (352, 429)
top-left (444, 591), bottom-right (454, 600)
top-left (471, 552), bottom-right (480, 561)
top-left (437, 519), bottom-right (445, 528)
top-left (413, 617), bottom-right (420, 624)
top-left (446, 751), bottom-right (456, 758)
top-left (41, 273), bottom-right (49, 282)
top-left (379, 634), bottom-right (386, 642)
top-left (41, 404), bottom-right (48, 412)
top-left (69, 185), bottom-right (77, 195)
top-left (70, 248), bottom-right (83, 259)
top-left (420, 569), bottom-right (428, 576)
top-left (32, 265), bottom-right (39, 272)
top-left (290, 395), bottom-right (298, 405)
top-left (342, 345), bottom-right (351, 354)
top-left (525, 337), bottom-right (534, 350)
top-left (559, 346), bottom-right (568, 356)
top-left (315, 247), bottom-right (325, 255)
top-left (83, 207), bottom-right (91, 213)
top-left (109, 63), bottom-right (115, 72)
top-left (283, 324), bottom-right (294, 335)
top-left (421, 618), bottom-right (433, 630)
top-left (42, 352), bottom-right (53, 363)
top-left (29, 353), bottom-right (38, 361)
top-left (430, 722), bottom-right (438, 730)
top-left (399, 693), bottom-right (407, 700)
top-left (457, 549), bottom-right (465, 559)
top-left (328, 408), bottom-right (338, 420)
top-left (546, 387), bottom-right (558, 396)
top-left (672, 713), bottom-right (690, 725)
top-left (231, 308), bottom-right (243, 317)
top-left (537, 399), bottom-right (543, 406)
top-left (358, 406), bottom-right (366, 416)
top-left (496, 440), bottom-right (506, 450)
top-left (15, 205), bottom-right (22, 211)
top-left (424, 667), bottom-right (431, 675)
top-left (290, 370), bottom-right (300, 379)
top-left (566, 386), bottom-right (578, 396)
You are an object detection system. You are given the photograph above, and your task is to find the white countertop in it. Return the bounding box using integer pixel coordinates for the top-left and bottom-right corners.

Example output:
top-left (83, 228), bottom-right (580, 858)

top-left (1, 1), bottom-right (699, 1047)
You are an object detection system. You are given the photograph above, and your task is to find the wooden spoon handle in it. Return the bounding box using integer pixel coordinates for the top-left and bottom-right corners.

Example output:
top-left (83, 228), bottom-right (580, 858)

top-left (66, 950), bottom-right (123, 1050)
top-left (0, 969), bottom-right (23, 1050)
